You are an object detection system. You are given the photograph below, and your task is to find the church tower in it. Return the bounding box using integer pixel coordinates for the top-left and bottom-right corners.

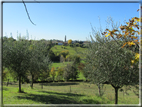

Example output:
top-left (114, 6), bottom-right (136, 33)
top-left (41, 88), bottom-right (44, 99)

top-left (65, 35), bottom-right (66, 42)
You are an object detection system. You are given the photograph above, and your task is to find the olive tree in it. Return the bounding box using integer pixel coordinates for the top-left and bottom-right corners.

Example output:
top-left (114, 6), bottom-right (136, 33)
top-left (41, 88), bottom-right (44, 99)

top-left (28, 40), bottom-right (52, 89)
top-left (3, 38), bottom-right (30, 92)
top-left (84, 33), bottom-right (139, 104)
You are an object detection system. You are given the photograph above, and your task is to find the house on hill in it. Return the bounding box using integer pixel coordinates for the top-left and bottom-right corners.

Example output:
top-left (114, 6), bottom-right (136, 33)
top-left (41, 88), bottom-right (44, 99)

top-left (58, 42), bottom-right (63, 45)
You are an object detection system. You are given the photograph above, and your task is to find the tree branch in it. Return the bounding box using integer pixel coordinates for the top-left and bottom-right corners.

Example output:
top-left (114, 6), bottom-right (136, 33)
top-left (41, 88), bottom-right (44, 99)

top-left (22, 0), bottom-right (36, 25)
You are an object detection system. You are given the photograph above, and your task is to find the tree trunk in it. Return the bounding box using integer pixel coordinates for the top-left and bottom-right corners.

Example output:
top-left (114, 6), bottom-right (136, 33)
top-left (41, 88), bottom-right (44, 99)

top-left (114, 87), bottom-right (119, 104)
top-left (97, 84), bottom-right (101, 96)
top-left (53, 76), bottom-right (54, 82)
top-left (111, 84), bottom-right (120, 104)
top-left (19, 75), bottom-right (21, 93)
top-left (7, 79), bottom-right (9, 86)
top-left (31, 75), bottom-right (34, 89)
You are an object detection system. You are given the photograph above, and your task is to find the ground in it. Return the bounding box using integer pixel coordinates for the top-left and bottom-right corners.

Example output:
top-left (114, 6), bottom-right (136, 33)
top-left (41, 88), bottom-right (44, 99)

top-left (3, 82), bottom-right (139, 104)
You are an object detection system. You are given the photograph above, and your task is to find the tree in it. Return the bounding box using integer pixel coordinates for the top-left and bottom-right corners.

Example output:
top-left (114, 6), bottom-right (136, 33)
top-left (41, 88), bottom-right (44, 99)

top-left (28, 40), bottom-right (51, 89)
top-left (56, 67), bottom-right (64, 81)
top-left (60, 55), bottom-right (65, 63)
top-left (68, 39), bottom-right (72, 45)
top-left (102, 7), bottom-right (141, 64)
top-left (63, 63), bottom-right (78, 81)
top-left (50, 67), bottom-right (56, 82)
top-left (3, 38), bottom-right (30, 92)
top-left (66, 55), bottom-right (71, 62)
top-left (102, 7), bottom-right (141, 99)
top-left (84, 33), bottom-right (139, 104)
top-left (60, 50), bottom-right (69, 58)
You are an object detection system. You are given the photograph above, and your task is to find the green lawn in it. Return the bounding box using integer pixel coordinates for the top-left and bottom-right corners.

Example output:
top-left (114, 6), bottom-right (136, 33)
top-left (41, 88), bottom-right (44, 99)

top-left (3, 82), bottom-right (139, 104)
top-left (51, 45), bottom-right (87, 57)
top-left (51, 62), bottom-right (72, 70)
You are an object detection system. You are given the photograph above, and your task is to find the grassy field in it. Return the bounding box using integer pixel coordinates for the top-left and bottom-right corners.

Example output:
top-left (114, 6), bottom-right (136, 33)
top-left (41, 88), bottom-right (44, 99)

top-left (51, 45), bottom-right (87, 57)
top-left (51, 62), bottom-right (72, 70)
top-left (3, 82), bottom-right (139, 104)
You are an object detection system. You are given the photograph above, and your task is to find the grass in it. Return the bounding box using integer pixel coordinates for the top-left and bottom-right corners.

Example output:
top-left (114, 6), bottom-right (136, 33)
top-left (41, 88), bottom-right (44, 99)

top-left (3, 82), bottom-right (139, 104)
top-left (51, 62), bottom-right (72, 70)
top-left (51, 45), bottom-right (87, 57)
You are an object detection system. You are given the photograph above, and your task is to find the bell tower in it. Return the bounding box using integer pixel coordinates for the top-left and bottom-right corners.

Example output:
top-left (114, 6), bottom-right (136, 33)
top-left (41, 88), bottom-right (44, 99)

top-left (65, 35), bottom-right (66, 42)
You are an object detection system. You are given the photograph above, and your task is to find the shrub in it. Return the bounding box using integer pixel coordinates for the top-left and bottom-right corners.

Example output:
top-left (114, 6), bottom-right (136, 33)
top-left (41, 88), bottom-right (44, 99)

top-left (66, 55), bottom-right (71, 62)
top-left (60, 50), bottom-right (69, 58)
top-left (48, 50), bottom-right (60, 62)
top-left (72, 55), bottom-right (81, 64)
top-left (63, 63), bottom-right (79, 81)
top-left (38, 69), bottom-right (50, 81)
top-left (70, 44), bottom-right (73, 47)
top-left (50, 67), bottom-right (56, 82)
top-left (60, 55), bottom-right (65, 63)
top-left (56, 67), bottom-right (64, 81)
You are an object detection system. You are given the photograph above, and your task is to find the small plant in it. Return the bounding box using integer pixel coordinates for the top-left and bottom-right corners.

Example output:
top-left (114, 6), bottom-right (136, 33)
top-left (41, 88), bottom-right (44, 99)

top-left (96, 83), bottom-right (106, 97)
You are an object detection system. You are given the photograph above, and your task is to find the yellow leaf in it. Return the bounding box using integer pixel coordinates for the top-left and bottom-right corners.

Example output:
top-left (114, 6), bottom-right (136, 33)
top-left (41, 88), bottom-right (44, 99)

top-left (131, 60), bottom-right (135, 64)
top-left (105, 33), bottom-right (110, 37)
top-left (135, 53), bottom-right (140, 60)
top-left (121, 42), bottom-right (127, 48)
top-left (128, 41), bottom-right (135, 46)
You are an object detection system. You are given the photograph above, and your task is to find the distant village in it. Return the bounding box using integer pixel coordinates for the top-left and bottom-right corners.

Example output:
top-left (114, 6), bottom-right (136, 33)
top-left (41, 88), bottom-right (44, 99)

top-left (44, 35), bottom-right (91, 46)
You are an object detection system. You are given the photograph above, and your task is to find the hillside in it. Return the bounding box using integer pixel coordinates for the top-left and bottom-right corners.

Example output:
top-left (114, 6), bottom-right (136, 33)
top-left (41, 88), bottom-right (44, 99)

top-left (51, 45), bottom-right (88, 58)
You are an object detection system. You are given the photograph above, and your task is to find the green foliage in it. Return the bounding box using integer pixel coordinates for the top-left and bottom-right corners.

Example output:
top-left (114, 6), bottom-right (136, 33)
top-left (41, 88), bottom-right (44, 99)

top-left (38, 70), bottom-right (50, 81)
top-left (50, 67), bottom-right (56, 82)
top-left (3, 37), bottom-right (30, 92)
top-left (72, 55), bottom-right (81, 64)
top-left (69, 44), bottom-right (73, 47)
top-left (60, 50), bottom-right (69, 57)
top-left (66, 55), bottom-right (72, 62)
top-left (48, 50), bottom-right (60, 62)
top-left (84, 32), bottom-right (139, 104)
top-left (63, 63), bottom-right (79, 81)
top-left (28, 40), bottom-right (52, 88)
top-left (56, 67), bottom-right (64, 81)
top-left (3, 37), bottom-right (52, 90)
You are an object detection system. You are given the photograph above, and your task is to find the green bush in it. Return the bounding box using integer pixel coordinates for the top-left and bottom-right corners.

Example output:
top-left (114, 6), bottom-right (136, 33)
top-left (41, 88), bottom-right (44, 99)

top-left (72, 55), bottom-right (81, 64)
top-left (56, 67), bottom-right (64, 81)
top-left (63, 63), bottom-right (79, 81)
top-left (60, 50), bottom-right (69, 58)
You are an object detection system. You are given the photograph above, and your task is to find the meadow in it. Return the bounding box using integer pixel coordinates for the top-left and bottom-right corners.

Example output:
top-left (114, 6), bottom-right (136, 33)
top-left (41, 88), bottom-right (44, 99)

top-left (3, 82), bottom-right (139, 104)
top-left (51, 45), bottom-right (87, 58)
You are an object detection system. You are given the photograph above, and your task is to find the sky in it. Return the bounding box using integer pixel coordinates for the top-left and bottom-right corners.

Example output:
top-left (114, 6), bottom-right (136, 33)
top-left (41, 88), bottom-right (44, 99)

top-left (3, 1), bottom-right (140, 41)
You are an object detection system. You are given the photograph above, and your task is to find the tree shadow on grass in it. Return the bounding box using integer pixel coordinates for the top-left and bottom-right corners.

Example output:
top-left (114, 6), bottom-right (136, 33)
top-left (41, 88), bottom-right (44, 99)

top-left (16, 93), bottom-right (80, 104)
top-left (3, 87), bottom-right (8, 91)
top-left (38, 91), bottom-right (84, 97)
top-left (41, 82), bottom-right (79, 86)
top-left (16, 90), bottom-right (104, 104)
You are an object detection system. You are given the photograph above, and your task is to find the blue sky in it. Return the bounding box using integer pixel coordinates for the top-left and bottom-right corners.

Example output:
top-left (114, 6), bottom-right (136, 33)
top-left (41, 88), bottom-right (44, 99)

top-left (3, 2), bottom-right (140, 41)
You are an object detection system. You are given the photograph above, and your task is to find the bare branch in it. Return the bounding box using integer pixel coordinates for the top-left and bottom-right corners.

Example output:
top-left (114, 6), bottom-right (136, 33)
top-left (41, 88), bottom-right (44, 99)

top-left (22, 0), bottom-right (36, 25)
